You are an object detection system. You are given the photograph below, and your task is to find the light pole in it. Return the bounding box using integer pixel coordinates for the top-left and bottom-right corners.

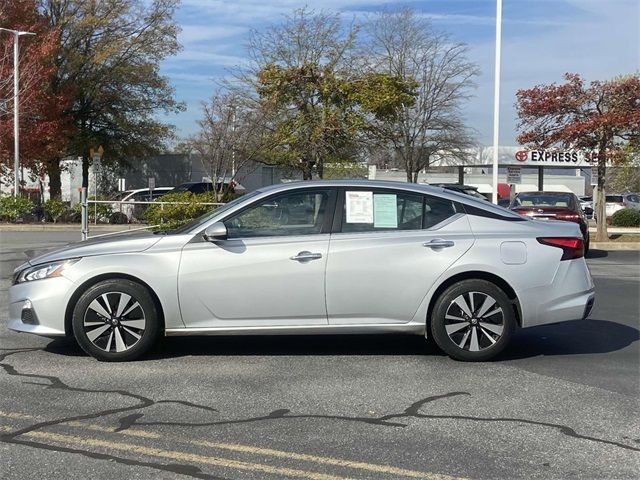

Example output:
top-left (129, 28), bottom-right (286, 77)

top-left (491, 0), bottom-right (503, 204)
top-left (0, 28), bottom-right (36, 197)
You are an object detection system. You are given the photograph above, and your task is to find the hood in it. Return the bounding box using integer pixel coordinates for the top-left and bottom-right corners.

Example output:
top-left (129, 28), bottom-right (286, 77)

top-left (25, 230), bottom-right (162, 266)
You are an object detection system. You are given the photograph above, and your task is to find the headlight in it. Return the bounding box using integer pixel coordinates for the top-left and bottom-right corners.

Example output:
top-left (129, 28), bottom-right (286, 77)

top-left (14, 259), bottom-right (80, 284)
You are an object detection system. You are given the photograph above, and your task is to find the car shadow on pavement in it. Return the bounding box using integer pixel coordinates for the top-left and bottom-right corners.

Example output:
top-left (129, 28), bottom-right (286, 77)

top-left (148, 334), bottom-right (448, 359)
top-left (496, 318), bottom-right (639, 360)
top-left (43, 319), bottom-right (638, 361)
top-left (586, 249), bottom-right (609, 259)
top-left (44, 334), bottom-right (446, 359)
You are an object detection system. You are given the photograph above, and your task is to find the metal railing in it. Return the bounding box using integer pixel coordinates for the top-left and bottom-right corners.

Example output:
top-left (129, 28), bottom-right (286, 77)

top-left (79, 188), bottom-right (224, 240)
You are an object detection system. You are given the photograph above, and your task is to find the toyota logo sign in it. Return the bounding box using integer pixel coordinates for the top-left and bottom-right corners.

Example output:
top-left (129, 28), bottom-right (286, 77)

top-left (515, 150), bottom-right (528, 162)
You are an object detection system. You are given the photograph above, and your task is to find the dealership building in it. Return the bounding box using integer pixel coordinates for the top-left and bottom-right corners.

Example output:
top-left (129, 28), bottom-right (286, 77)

top-left (0, 146), bottom-right (598, 202)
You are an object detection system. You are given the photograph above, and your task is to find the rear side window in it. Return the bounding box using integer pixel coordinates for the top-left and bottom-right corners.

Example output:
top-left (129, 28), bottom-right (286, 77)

top-left (424, 197), bottom-right (458, 228)
top-left (606, 195), bottom-right (623, 202)
top-left (340, 190), bottom-right (457, 233)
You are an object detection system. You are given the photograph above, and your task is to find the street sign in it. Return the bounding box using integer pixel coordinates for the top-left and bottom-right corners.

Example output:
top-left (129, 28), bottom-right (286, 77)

top-left (148, 177), bottom-right (155, 191)
top-left (507, 166), bottom-right (521, 184)
top-left (590, 166), bottom-right (598, 186)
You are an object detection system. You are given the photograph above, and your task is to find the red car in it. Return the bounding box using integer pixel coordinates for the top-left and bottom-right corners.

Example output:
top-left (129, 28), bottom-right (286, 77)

top-left (509, 191), bottom-right (590, 254)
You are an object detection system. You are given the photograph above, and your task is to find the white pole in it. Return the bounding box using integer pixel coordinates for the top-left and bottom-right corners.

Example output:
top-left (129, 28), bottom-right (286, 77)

top-left (491, 0), bottom-right (503, 204)
top-left (13, 32), bottom-right (19, 197)
top-left (0, 28), bottom-right (35, 197)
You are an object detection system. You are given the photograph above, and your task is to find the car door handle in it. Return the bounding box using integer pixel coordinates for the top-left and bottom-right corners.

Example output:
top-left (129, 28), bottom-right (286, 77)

top-left (423, 239), bottom-right (455, 249)
top-left (290, 251), bottom-right (323, 261)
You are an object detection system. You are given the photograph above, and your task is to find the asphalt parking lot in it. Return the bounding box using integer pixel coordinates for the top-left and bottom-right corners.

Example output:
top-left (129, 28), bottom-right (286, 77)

top-left (1, 231), bottom-right (638, 480)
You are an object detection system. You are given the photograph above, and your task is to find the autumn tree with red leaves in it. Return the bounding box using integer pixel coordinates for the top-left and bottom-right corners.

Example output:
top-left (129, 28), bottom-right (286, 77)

top-left (0, 0), bottom-right (70, 196)
top-left (516, 73), bottom-right (640, 241)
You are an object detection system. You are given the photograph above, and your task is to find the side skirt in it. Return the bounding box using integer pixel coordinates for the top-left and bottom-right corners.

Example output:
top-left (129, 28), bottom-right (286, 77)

top-left (165, 323), bottom-right (426, 337)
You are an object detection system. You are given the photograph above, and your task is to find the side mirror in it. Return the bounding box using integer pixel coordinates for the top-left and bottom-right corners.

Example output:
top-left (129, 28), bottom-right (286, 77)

top-left (203, 222), bottom-right (228, 242)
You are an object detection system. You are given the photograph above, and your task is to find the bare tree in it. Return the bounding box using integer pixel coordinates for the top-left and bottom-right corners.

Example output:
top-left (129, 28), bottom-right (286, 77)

top-left (227, 8), bottom-right (362, 179)
top-left (364, 8), bottom-right (479, 182)
top-left (187, 91), bottom-right (273, 197)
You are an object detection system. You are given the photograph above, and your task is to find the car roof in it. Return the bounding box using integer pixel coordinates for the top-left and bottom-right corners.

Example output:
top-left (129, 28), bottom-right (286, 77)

top-left (433, 183), bottom-right (479, 190)
top-left (516, 191), bottom-right (575, 197)
top-left (123, 187), bottom-right (172, 194)
top-left (257, 180), bottom-right (522, 218)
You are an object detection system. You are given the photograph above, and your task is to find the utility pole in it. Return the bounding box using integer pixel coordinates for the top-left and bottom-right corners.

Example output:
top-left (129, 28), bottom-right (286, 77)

top-left (491, 0), bottom-right (502, 204)
top-left (0, 28), bottom-right (36, 197)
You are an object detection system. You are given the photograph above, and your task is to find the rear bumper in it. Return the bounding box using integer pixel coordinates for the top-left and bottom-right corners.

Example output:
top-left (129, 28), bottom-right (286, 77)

top-left (519, 258), bottom-right (595, 327)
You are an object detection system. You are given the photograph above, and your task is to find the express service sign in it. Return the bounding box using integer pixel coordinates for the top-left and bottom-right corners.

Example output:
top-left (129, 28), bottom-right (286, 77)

top-left (513, 150), bottom-right (599, 167)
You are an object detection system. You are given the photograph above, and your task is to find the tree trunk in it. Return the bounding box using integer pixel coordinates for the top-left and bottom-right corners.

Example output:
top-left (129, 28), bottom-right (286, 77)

top-left (595, 145), bottom-right (609, 242)
top-left (302, 162), bottom-right (313, 180)
top-left (405, 169), bottom-right (412, 182)
top-left (46, 158), bottom-right (62, 200)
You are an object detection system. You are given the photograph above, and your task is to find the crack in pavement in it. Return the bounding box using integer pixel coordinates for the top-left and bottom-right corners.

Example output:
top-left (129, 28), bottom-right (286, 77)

top-left (1, 345), bottom-right (639, 480)
top-left (0, 348), bottom-right (230, 480)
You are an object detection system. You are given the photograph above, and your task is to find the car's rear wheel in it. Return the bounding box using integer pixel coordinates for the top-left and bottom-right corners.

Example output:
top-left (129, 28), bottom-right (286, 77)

top-left (430, 279), bottom-right (515, 361)
top-left (72, 279), bottom-right (159, 361)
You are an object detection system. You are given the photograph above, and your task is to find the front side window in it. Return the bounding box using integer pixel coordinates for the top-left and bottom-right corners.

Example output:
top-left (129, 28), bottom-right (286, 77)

top-left (341, 190), bottom-right (457, 233)
top-left (225, 190), bottom-right (331, 238)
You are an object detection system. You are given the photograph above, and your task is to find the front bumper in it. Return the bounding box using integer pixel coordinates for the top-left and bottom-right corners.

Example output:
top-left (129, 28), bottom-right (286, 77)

top-left (7, 276), bottom-right (73, 337)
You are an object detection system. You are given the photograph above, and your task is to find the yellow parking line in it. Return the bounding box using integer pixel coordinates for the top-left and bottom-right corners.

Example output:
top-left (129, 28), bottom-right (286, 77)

top-left (195, 441), bottom-right (459, 480)
top-left (0, 410), bottom-right (159, 439)
top-left (16, 430), bottom-right (356, 480)
top-left (0, 410), bottom-right (465, 480)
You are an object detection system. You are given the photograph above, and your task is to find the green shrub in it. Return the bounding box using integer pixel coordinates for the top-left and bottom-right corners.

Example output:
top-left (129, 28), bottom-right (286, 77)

top-left (612, 208), bottom-right (640, 227)
top-left (43, 199), bottom-right (69, 223)
top-left (0, 195), bottom-right (34, 222)
top-left (144, 191), bottom-right (220, 230)
top-left (74, 197), bottom-right (113, 223)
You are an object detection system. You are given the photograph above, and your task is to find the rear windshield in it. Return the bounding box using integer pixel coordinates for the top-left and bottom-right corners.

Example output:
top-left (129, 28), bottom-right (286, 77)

top-left (606, 195), bottom-right (623, 202)
top-left (513, 194), bottom-right (573, 208)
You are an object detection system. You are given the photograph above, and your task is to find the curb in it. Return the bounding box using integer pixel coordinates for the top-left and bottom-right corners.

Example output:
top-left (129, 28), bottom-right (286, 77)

top-left (590, 243), bottom-right (640, 251)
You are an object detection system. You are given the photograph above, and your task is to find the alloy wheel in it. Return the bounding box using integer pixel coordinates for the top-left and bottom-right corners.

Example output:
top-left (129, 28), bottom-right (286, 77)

top-left (444, 291), bottom-right (504, 352)
top-left (83, 291), bottom-right (146, 353)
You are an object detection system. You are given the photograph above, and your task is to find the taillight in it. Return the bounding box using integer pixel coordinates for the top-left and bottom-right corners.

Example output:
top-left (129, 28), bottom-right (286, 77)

top-left (537, 237), bottom-right (584, 260)
top-left (556, 213), bottom-right (580, 221)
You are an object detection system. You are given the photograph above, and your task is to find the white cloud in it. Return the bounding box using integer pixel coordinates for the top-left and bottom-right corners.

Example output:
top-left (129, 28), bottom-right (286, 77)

top-left (465, 0), bottom-right (639, 145)
top-left (166, 0), bottom-right (639, 141)
top-left (179, 25), bottom-right (248, 45)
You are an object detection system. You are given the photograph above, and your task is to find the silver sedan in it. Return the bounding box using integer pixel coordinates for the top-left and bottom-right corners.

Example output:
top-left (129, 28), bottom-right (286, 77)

top-left (8, 181), bottom-right (595, 361)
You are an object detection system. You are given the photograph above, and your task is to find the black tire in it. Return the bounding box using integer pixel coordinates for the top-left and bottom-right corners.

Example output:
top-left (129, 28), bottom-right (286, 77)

top-left (72, 279), bottom-right (160, 361)
top-left (430, 279), bottom-right (515, 362)
top-left (584, 236), bottom-right (590, 257)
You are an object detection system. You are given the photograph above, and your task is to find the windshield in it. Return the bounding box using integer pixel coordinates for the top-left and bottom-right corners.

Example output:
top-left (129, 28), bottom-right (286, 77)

top-left (513, 193), bottom-right (573, 208)
top-left (166, 190), bottom-right (262, 235)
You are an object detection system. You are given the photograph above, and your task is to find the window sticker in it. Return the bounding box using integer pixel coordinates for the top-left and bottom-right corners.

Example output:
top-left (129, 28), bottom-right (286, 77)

top-left (373, 194), bottom-right (398, 228)
top-left (345, 191), bottom-right (373, 223)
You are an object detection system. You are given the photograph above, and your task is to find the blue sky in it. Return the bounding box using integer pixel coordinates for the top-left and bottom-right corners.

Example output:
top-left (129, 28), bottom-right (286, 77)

top-left (161, 0), bottom-right (639, 146)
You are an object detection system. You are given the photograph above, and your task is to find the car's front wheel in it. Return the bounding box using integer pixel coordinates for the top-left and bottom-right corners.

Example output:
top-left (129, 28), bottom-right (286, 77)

top-left (430, 279), bottom-right (515, 361)
top-left (72, 279), bottom-right (160, 361)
